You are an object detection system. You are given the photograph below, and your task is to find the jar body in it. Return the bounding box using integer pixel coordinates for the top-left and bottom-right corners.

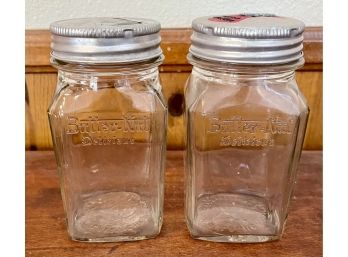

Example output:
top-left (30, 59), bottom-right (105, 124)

top-left (48, 62), bottom-right (167, 242)
top-left (184, 61), bottom-right (309, 243)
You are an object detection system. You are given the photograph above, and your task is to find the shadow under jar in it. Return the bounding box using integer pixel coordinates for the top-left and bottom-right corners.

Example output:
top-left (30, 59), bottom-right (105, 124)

top-left (48, 18), bottom-right (167, 242)
top-left (184, 14), bottom-right (309, 243)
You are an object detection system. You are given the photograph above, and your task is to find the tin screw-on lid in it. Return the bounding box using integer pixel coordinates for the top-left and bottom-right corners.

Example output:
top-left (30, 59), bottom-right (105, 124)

top-left (190, 14), bottom-right (305, 64)
top-left (50, 17), bottom-right (162, 64)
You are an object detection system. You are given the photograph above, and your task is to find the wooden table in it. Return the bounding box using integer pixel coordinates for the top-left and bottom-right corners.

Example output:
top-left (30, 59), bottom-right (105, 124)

top-left (26, 151), bottom-right (322, 257)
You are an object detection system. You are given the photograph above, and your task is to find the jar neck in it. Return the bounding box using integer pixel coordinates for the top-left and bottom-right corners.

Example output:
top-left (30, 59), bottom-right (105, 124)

top-left (188, 54), bottom-right (304, 81)
top-left (51, 55), bottom-right (163, 78)
top-left (52, 56), bottom-right (164, 91)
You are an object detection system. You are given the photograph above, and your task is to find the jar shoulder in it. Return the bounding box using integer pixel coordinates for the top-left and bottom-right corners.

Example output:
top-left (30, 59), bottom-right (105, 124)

top-left (48, 81), bottom-right (167, 116)
top-left (185, 73), bottom-right (308, 117)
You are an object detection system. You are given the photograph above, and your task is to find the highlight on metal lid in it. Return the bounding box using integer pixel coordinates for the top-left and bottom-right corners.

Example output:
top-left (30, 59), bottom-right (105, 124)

top-left (189, 14), bottom-right (305, 65)
top-left (50, 17), bottom-right (162, 64)
top-left (50, 17), bottom-right (161, 38)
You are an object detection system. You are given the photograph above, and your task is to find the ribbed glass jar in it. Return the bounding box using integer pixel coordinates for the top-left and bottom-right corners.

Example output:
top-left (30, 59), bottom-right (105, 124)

top-left (48, 17), bottom-right (167, 242)
top-left (184, 14), bottom-right (309, 243)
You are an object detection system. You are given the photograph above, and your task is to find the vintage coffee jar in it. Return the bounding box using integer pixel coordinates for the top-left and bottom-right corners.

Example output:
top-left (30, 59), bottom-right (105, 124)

top-left (48, 17), bottom-right (167, 242)
top-left (184, 14), bottom-right (309, 243)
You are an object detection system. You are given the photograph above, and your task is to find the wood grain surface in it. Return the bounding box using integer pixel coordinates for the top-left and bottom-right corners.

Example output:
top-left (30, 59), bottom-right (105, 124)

top-left (26, 151), bottom-right (322, 257)
top-left (25, 28), bottom-right (323, 150)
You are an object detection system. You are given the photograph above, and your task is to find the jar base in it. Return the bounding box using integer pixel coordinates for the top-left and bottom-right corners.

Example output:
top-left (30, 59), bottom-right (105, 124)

top-left (187, 193), bottom-right (282, 243)
top-left (69, 191), bottom-right (161, 242)
top-left (70, 234), bottom-right (159, 243)
top-left (190, 234), bottom-right (280, 243)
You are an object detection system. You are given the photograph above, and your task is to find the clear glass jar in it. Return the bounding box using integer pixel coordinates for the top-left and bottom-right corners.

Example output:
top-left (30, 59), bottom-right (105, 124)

top-left (48, 18), bottom-right (167, 242)
top-left (184, 14), bottom-right (309, 243)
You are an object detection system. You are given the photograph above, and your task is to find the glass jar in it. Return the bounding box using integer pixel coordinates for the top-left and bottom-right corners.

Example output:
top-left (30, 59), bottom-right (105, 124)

top-left (184, 14), bottom-right (309, 243)
top-left (48, 18), bottom-right (167, 242)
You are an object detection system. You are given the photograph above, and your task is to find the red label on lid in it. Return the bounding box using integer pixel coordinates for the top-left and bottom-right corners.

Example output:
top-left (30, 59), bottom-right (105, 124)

top-left (208, 15), bottom-right (251, 23)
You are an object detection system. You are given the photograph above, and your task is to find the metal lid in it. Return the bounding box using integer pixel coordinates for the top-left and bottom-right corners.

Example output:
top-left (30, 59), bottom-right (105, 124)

top-left (50, 17), bottom-right (162, 64)
top-left (190, 14), bottom-right (305, 65)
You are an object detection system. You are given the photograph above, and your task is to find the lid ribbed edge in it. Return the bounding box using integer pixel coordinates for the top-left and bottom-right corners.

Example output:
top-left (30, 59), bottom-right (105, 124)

top-left (49, 17), bottom-right (163, 64)
top-left (189, 14), bottom-right (305, 65)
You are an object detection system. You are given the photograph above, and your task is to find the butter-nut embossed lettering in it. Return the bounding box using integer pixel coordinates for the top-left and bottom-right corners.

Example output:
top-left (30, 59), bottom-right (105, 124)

top-left (66, 113), bottom-right (151, 146)
top-left (207, 116), bottom-right (294, 135)
top-left (66, 114), bottom-right (151, 135)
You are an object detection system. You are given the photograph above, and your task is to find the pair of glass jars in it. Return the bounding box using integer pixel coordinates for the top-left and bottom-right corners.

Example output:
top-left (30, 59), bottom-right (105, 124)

top-left (48, 15), bottom-right (308, 243)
